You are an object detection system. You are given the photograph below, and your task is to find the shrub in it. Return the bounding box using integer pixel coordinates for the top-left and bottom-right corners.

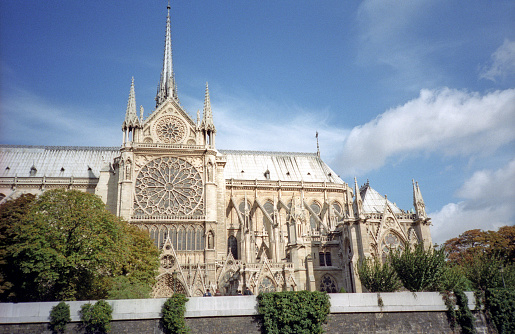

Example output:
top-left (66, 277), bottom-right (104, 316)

top-left (49, 301), bottom-right (70, 334)
top-left (485, 288), bottom-right (515, 334)
top-left (390, 244), bottom-right (446, 291)
top-left (455, 290), bottom-right (476, 334)
top-left (80, 300), bottom-right (113, 333)
top-left (356, 256), bottom-right (401, 292)
top-left (161, 294), bottom-right (189, 334)
top-left (257, 290), bottom-right (330, 334)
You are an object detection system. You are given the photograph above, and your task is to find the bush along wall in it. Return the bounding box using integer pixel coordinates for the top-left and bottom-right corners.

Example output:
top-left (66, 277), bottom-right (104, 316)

top-left (161, 294), bottom-right (190, 334)
top-left (257, 290), bottom-right (330, 334)
top-left (484, 288), bottom-right (515, 334)
top-left (80, 300), bottom-right (113, 334)
top-left (49, 301), bottom-right (70, 334)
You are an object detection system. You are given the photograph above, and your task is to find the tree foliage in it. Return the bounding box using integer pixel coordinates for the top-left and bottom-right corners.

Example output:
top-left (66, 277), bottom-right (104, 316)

top-left (356, 256), bottom-right (402, 292)
top-left (257, 290), bottom-right (330, 334)
top-left (389, 244), bottom-right (446, 292)
top-left (0, 189), bottom-right (159, 302)
top-left (444, 226), bottom-right (515, 265)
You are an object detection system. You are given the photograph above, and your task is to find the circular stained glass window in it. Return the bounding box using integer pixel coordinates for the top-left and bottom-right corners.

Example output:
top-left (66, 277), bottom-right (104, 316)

top-left (134, 157), bottom-right (204, 216)
top-left (155, 116), bottom-right (187, 144)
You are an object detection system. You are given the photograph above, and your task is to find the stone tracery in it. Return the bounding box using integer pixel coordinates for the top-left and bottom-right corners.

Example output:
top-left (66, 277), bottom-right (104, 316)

top-left (133, 157), bottom-right (204, 216)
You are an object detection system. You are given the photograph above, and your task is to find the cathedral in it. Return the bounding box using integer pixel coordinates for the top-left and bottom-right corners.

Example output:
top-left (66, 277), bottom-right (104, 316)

top-left (0, 4), bottom-right (432, 296)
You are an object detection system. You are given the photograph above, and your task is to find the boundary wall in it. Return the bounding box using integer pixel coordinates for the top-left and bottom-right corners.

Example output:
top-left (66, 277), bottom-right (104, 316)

top-left (0, 292), bottom-right (484, 334)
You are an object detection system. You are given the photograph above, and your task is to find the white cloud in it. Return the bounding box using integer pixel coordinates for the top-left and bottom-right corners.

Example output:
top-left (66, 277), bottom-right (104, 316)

top-left (336, 88), bottom-right (515, 176)
top-left (480, 39), bottom-right (515, 82)
top-left (210, 93), bottom-right (348, 159)
top-left (430, 159), bottom-right (515, 244)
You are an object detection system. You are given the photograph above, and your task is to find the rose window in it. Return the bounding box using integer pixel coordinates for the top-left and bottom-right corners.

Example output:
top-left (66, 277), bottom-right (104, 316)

top-left (134, 157), bottom-right (204, 216)
top-left (155, 116), bottom-right (186, 143)
top-left (161, 255), bottom-right (175, 269)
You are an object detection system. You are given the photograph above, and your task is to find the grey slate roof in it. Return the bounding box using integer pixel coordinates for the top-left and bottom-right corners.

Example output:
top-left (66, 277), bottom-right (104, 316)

top-left (0, 145), bottom-right (120, 178)
top-left (360, 183), bottom-right (402, 214)
top-left (219, 150), bottom-right (344, 184)
top-left (0, 146), bottom-right (344, 184)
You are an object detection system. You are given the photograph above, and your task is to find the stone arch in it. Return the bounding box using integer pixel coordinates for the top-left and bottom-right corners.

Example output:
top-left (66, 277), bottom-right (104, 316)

top-left (153, 273), bottom-right (187, 298)
top-left (319, 274), bottom-right (338, 293)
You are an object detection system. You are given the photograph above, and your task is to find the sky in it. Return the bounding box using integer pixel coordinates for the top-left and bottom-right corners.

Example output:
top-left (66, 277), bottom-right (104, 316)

top-left (1, 1), bottom-right (514, 244)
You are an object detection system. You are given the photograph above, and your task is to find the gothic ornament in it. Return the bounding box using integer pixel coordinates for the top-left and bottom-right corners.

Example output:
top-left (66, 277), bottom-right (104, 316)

top-left (134, 157), bottom-right (204, 216)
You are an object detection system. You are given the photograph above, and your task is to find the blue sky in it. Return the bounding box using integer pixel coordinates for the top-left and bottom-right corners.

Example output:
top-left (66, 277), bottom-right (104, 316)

top-left (1, 1), bottom-right (514, 244)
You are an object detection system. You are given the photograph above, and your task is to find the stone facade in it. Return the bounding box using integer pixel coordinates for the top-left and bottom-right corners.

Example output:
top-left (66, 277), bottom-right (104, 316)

top-left (0, 4), bottom-right (432, 296)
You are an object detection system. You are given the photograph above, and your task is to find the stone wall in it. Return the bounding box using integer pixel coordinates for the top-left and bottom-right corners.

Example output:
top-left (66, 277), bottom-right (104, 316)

top-left (0, 292), bottom-right (488, 334)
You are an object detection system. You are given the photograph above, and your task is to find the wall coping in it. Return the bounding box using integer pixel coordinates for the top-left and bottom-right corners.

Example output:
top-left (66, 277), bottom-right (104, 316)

top-left (0, 291), bottom-right (476, 324)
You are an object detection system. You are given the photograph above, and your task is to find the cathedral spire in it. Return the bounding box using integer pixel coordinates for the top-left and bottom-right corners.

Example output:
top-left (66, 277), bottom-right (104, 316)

top-left (155, 1), bottom-right (178, 107)
top-left (123, 77), bottom-right (138, 127)
top-left (201, 82), bottom-right (215, 131)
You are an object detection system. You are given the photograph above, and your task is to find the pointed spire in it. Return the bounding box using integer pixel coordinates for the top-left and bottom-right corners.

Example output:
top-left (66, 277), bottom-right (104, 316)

top-left (123, 77), bottom-right (139, 128)
top-left (353, 177), bottom-right (363, 217)
top-left (201, 82), bottom-right (215, 131)
top-left (155, 1), bottom-right (178, 107)
top-left (412, 180), bottom-right (427, 218)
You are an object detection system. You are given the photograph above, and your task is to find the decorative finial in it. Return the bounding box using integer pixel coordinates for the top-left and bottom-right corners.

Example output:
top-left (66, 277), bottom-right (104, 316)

top-left (316, 131), bottom-right (320, 157)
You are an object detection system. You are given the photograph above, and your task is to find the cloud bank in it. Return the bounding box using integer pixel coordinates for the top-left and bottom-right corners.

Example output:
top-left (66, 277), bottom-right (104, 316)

top-left (336, 88), bottom-right (515, 176)
top-left (430, 159), bottom-right (515, 244)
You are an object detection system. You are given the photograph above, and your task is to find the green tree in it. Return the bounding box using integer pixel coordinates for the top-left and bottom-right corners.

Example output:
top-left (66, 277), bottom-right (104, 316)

top-left (389, 244), bottom-right (446, 292)
top-left (80, 300), bottom-right (113, 334)
top-left (0, 189), bottom-right (159, 302)
top-left (356, 256), bottom-right (402, 292)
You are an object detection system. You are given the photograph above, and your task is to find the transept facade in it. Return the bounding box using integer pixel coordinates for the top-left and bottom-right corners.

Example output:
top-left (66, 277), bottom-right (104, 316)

top-left (0, 4), bottom-right (432, 296)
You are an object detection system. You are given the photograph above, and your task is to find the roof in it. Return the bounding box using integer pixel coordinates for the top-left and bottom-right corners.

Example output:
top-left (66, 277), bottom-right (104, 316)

top-left (0, 145), bottom-right (120, 178)
top-left (360, 183), bottom-right (402, 214)
top-left (0, 146), bottom-right (344, 184)
top-left (219, 150), bottom-right (344, 184)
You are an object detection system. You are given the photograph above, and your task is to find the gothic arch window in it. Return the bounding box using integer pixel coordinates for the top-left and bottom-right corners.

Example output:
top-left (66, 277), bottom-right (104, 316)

top-left (332, 202), bottom-right (342, 215)
top-left (177, 227), bottom-right (185, 251)
top-left (319, 274), bottom-right (338, 293)
top-left (228, 235), bottom-right (238, 259)
top-left (263, 200), bottom-right (274, 227)
top-left (196, 226), bottom-right (205, 250)
top-left (381, 231), bottom-right (404, 262)
top-left (310, 202), bottom-right (321, 231)
top-left (186, 227), bottom-right (194, 251)
top-left (169, 226), bottom-right (177, 250)
top-left (158, 228), bottom-right (168, 249)
top-left (258, 277), bottom-right (276, 293)
top-left (150, 226), bottom-right (159, 248)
